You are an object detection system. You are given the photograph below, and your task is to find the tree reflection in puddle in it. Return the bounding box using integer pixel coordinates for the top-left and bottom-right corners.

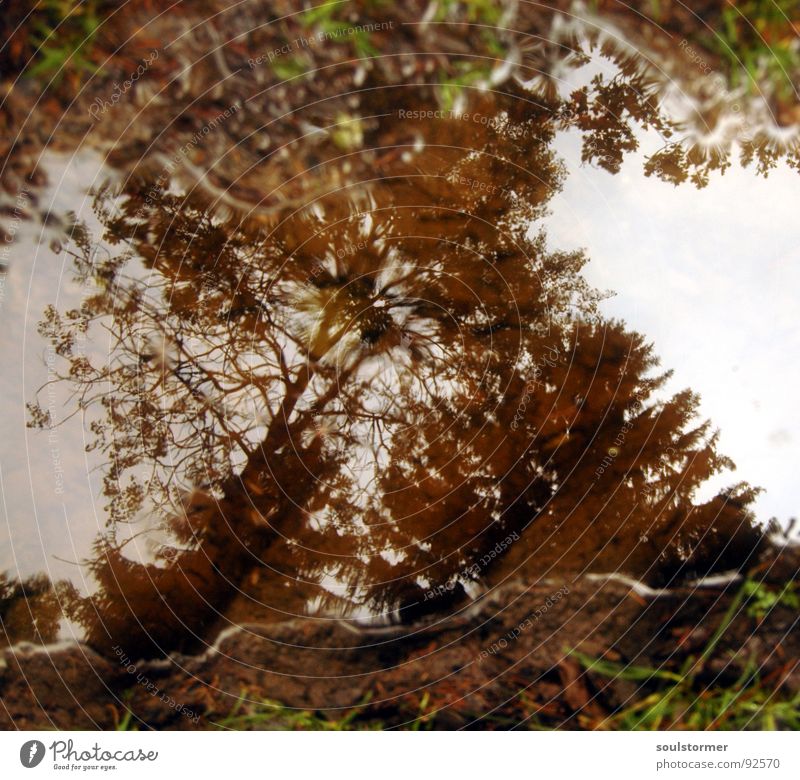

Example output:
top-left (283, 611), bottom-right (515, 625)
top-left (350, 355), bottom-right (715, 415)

top-left (5, 1), bottom-right (797, 659)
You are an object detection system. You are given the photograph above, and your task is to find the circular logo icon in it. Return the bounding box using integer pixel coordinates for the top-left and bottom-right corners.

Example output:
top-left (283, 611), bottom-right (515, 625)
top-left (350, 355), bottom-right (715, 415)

top-left (20, 740), bottom-right (45, 768)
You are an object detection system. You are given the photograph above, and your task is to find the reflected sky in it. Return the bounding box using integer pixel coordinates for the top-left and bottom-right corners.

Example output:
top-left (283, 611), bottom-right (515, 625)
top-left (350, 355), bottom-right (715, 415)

top-left (547, 128), bottom-right (800, 522)
top-left (0, 151), bottom-right (108, 586)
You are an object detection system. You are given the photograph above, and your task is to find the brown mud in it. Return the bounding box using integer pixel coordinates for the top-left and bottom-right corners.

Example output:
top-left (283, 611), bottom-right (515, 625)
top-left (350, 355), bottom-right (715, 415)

top-left (1, 542), bottom-right (797, 730)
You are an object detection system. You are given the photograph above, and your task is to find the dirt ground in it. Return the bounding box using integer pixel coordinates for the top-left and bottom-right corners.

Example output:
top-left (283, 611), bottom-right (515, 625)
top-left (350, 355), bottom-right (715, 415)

top-left (1, 542), bottom-right (797, 730)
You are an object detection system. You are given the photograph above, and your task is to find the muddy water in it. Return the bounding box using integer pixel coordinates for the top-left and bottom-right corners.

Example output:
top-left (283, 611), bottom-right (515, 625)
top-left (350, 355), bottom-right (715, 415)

top-left (0, 2), bottom-right (797, 657)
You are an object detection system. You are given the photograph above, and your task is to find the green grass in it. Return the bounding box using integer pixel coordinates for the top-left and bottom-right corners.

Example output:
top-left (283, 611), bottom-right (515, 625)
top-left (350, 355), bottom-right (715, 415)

top-left (438, 62), bottom-right (495, 112)
top-left (113, 691), bottom-right (140, 731)
top-left (270, 56), bottom-right (308, 81)
top-left (433, 0), bottom-right (505, 25)
top-left (26, 0), bottom-right (105, 84)
top-left (299, 1), bottom-right (382, 60)
top-left (210, 689), bottom-right (439, 731)
top-left (211, 691), bottom-right (383, 731)
top-left (743, 579), bottom-right (799, 620)
top-left (706, 0), bottom-right (800, 100)
top-left (115, 709), bottom-right (139, 731)
top-left (572, 578), bottom-right (800, 730)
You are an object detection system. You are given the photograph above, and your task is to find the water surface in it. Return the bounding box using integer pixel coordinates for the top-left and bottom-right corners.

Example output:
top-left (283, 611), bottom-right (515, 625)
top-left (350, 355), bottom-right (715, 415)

top-left (1, 2), bottom-right (796, 656)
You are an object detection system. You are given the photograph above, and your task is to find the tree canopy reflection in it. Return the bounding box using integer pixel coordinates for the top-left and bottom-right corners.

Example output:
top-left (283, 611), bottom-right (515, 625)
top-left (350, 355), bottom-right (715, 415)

top-left (24, 32), bottom-right (764, 658)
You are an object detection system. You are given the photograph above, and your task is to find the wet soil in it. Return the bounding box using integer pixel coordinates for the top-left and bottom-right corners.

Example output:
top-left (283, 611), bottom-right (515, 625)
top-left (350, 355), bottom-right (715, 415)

top-left (2, 543), bottom-right (797, 730)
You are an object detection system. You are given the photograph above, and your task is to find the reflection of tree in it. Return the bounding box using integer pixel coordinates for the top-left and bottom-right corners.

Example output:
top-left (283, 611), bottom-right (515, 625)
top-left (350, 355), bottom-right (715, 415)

top-left (0, 572), bottom-right (79, 647)
top-left (295, 319), bottom-right (761, 622)
top-left (29, 42), bottom-right (762, 656)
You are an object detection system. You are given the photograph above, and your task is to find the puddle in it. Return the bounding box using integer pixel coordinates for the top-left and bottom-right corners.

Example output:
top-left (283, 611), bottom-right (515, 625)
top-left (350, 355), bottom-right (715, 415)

top-left (0, 1), bottom-right (797, 658)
